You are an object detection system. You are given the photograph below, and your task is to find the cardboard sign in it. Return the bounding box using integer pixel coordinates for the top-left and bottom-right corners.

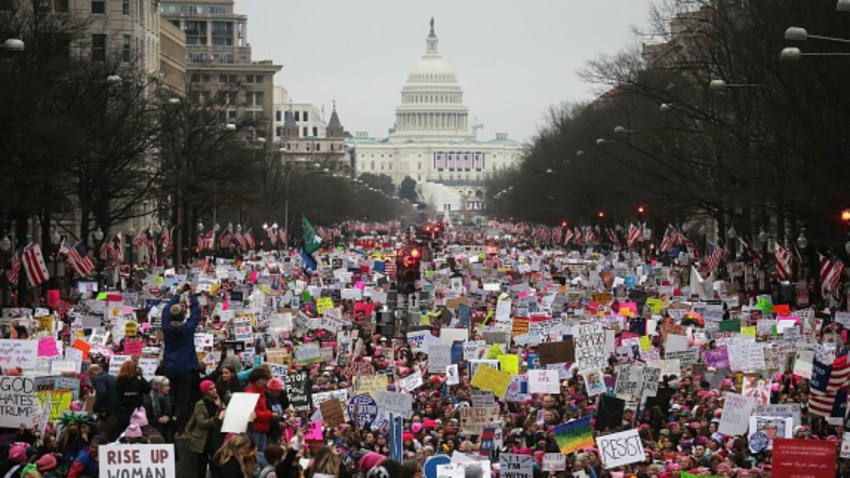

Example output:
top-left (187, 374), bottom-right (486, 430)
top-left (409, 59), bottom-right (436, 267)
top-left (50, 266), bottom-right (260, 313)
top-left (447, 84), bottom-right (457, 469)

top-left (320, 398), bottom-right (345, 427)
top-left (772, 439), bottom-right (835, 478)
top-left (352, 375), bottom-right (388, 398)
top-left (575, 324), bottom-right (607, 371)
top-left (718, 393), bottom-right (756, 436)
top-left (595, 429), bottom-right (645, 469)
top-left (375, 391), bottom-right (413, 419)
top-left (99, 444), bottom-right (175, 478)
top-left (459, 406), bottom-right (500, 435)
top-left (538, 340), bottom-right (574, 366)
top-left (0, 376), bottom-right (37, 428)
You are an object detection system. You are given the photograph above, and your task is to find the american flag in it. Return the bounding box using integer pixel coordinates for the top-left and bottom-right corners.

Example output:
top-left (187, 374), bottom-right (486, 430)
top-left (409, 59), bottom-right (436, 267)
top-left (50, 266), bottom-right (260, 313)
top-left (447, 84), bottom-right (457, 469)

top-left (266, 227), bottom-right (277, 245)
top-left (60, 240), bottom-right (95, 277)
top-left (704, 241), bottom-right (727, 273)
top-left (233, 231), bottom-right (246, 250)
top-left (22, 243), bottom-right (49, 287)
top-left (572, 227), bottom-right (582, 246)
top-left (775, 243), bottom-right (793, 280)
top-left (626, 223), bottom-right (642, 248)
top-left (606, 228), bottom-right (621, 248)
top-left (685, 236), bottom-right (701, 259)
top-left (110, 234), bottom-right (123, 262)
top-left (809, 354), bottom-right (850, 417)
top-left (6, 246), bottom-right (22, 286)
top-left (819, 253), bottom-right (844, 298)
top-left (160, 227), bottom-right (173, 257)
top-left (660, 224), bottom-right (676, 252)
top-left (278, 229), bottom-right (287, 246)
top-left (244, 229), bottom-right (255, 249)
top-left (738, 237), bottom-right (763, 268)
top-left (583, 226), bottom-right (595, 244)
top-left (563, 228), bottom-right (574, 245)
top-left (132, 228), bottom-right (153, 249)
top-left (218, 228), bottom-right (233, 249)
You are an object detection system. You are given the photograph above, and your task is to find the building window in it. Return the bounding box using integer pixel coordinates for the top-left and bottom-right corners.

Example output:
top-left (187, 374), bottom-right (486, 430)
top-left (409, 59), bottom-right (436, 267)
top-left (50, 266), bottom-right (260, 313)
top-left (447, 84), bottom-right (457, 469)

top-left (294, 111), bottom-right (300, 121)
top-left (247, 91), bottom-right (264, 106)
top-left (312, 127), bottom-right (318, 137)
top-left (54, 0), bottom-right (69, 12)
top-left (316, 143), bottom-right (321, 152)
top-left (302, 127), bottom-right (308, 137)
top-left (123, 0), bottom-right (130, 14)
top-left (122, 35), bottom-right (131, 62)
top-left (91, 34), bottom-right (106, 61)
top-left (92, 0), bottom-right (104, 13)
top-left (275, 111), bottom-right (282, 122)
top-left (303, 111), bottom-right (308, 121)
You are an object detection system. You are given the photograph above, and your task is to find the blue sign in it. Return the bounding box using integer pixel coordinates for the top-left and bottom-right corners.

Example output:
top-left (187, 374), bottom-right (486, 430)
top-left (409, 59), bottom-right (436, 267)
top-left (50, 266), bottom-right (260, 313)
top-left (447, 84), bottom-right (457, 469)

top-left (450, 341), bottom-right (464, 364)
top-left (347, 394), bottom-right (379, 429)
top-left (423, 455), bottom-right (451, 478)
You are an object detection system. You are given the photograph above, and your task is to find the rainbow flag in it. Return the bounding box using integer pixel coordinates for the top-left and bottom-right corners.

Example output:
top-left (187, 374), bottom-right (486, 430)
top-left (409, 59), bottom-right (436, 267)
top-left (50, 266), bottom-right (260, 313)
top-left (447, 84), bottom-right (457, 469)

top-left (554, 416), bottom-right (594, 455)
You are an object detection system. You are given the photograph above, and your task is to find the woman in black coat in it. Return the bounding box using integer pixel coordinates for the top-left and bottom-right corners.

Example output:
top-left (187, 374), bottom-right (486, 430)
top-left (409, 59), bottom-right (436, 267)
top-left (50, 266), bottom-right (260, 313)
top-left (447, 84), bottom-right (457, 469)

top-left (115, 360), bottom-right (150, 437)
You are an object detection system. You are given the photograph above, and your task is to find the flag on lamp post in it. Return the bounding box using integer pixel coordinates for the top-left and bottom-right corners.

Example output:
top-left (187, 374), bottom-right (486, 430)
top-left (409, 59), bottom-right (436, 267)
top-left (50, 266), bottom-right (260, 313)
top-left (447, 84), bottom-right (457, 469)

top-left (22, 243), bottom-right (49, 287)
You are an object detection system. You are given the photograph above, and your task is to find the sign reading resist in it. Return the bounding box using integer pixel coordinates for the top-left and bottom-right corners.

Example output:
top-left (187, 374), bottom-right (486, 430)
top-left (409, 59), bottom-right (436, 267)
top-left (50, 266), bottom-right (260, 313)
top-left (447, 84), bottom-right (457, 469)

top-left (595, 429), bottom-right (645, 469)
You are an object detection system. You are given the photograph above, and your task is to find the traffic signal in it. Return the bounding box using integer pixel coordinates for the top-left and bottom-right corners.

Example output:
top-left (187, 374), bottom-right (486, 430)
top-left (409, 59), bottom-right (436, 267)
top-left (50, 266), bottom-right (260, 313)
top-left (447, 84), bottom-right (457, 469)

top-left (396, 246), bottom-right (421, 294)
top-left (841, 209), bottom-right (850, 224)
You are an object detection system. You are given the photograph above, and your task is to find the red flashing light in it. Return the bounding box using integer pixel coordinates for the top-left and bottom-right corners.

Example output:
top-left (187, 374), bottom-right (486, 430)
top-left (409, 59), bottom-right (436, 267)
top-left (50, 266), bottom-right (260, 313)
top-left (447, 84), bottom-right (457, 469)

top-left (410, 248), bottom-right (421, 258)
top-left (841, 209), bottom-right (850, 223)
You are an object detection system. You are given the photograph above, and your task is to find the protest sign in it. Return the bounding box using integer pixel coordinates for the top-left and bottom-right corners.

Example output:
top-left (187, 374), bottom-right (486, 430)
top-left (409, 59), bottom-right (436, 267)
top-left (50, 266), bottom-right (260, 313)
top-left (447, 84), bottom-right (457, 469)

top-left (398, 371), bottom-right (423, 392)
top-left (772, 438), bottom-right (834, 478)
top-left (583, 369), bottom-right (607, 396)
top-left (470, 364), bottom-right (512, 399)
top-left (704, 346), bottom-right (730, 369)
top-left (108, 355), bottom-right (133, 375)
top-left (221, 392), bottom-right (260, 433)
top-left (0, 339), bottom-right (38, 370)
top-left (554, 416), bottom-right (594, 455)
top-left (463, 340), bottom-right (486, 361)
top-left (36, 390), bottom-right (72, 421)
top-left (352, 375), bottom-right (387, 398)
top-left (538, 340), bottom-right (574, 366)
top-left (375, 391), bottom-right (413, 419)
top-left (294, 343), bottom-right (321, 365)
top-left (427, 343), bottom-right (452, 370)
top-left (320, 398), bottom-right (345, 427)
top-left (613, 365), bottom-right (644, 401)
top-left (284, 370), bottom-right (312, 413)
top-left (575, 324), bottom-right (607, 371)
top-left (527, 370), bottom-right (560, 394)
top-left (138, 357), bottom-right (158, 381)
top-left (446, 365), bottom-right (460, 385)
top-left (595, 429), bottom-right (645, 469)
top-left (347, 394), bottom-right (379, 429)
top-left (0, 376), bottom-right (37, 428)
top-left (499, 453), bottom-right (533, 478)
top-left (754, 404), bottom-right (801, 428)
top-left (37, 337), bottom-right (59, 358)
top-left (459, 406), bottom-right (500, 435)
top-left (718, 393), bottom-right (756, 436)
top-left (542, 453), bottom-right (566, 472)
top-left (99, 444), bottom-right (175, 478)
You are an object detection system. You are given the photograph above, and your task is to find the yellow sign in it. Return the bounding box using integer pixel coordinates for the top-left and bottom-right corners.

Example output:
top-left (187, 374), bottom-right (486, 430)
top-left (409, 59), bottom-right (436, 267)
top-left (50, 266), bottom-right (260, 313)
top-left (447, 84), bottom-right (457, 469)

top-left (639, 335), bottom-right (652, 351)
top-left (646, 298), bottom-right (664, 314)
top-left (470, 364), bottom-right (512, 399)
top-left (498, 354), bottom-right (519, 376)
top-left (353, 375), bottom-right (388, 397)
top-left (741, 326), bottom-right (756, 338)
top-left (316, 297), bottom-right (334, 314)
top-left (36, 316), bottom-right (53, 332)
top-left (124, 321), bottom-right (138, 338)
top-left (36, 391), bottom-right (73, 421)
top-left (592, 292), bottom-right (613, 305)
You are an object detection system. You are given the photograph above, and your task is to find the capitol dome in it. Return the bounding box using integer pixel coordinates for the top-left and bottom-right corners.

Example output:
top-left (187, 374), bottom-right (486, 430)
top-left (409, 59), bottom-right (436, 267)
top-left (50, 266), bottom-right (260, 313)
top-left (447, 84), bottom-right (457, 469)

top-left (389, 19), bottom-right (473, 143)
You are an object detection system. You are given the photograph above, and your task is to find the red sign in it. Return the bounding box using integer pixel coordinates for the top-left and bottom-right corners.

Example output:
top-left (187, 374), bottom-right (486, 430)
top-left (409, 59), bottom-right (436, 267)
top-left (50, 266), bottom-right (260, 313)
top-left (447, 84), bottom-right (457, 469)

top-left (772, 438), bottom-right (835, 478)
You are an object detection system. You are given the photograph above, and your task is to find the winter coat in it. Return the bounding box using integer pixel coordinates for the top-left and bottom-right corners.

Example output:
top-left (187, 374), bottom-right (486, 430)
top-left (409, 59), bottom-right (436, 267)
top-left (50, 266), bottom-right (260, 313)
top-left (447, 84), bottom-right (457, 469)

top-left (162, 294), bottom-right (201, 373)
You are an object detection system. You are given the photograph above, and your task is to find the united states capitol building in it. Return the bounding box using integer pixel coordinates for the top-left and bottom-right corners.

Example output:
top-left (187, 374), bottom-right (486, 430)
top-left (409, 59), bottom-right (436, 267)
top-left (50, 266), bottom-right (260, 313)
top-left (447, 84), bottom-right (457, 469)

top-left (348, 19), bottom-right (524, 221)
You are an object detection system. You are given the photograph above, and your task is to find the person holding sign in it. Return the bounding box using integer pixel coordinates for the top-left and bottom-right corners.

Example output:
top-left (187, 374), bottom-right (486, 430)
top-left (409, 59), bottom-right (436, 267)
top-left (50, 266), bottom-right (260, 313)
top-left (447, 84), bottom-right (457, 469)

top-left (162, 283), bottom-right (202, 433)
top-left (185, 380), bottom-right (227, 478)
top-left (67, 435), bottom-right (107, 478)
top-left (243, 368), bottom-right (275, 459)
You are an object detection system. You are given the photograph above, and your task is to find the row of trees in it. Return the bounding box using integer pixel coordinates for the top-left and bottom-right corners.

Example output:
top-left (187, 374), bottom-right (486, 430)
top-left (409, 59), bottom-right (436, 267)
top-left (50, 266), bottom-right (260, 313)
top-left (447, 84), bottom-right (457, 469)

top-left (488, 0), bottom-right (850, 251)
top-left (0, 4), bottom-right (409, 267)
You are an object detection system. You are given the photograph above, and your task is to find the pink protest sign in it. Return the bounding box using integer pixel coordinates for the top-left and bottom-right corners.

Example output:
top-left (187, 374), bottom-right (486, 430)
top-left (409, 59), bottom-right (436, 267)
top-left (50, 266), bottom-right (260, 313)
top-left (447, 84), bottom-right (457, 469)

top-left (123, 340), bottom-right (144, 355)
top-left (37, 337), bottom-right (60, 358)
top-left (305, 420), bottom-right (323, 441)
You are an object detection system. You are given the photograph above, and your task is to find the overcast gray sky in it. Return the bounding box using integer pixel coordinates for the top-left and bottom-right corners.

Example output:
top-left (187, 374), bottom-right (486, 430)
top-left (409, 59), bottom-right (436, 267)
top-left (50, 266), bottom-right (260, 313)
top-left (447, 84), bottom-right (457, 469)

top-left (239, 0), bottom-right (656, 143)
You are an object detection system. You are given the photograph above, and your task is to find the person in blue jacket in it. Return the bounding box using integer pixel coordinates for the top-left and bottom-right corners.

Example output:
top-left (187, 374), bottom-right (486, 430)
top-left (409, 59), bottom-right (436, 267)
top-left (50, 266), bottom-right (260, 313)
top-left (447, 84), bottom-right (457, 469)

top-left (162, 283), bottom-right (201, 433)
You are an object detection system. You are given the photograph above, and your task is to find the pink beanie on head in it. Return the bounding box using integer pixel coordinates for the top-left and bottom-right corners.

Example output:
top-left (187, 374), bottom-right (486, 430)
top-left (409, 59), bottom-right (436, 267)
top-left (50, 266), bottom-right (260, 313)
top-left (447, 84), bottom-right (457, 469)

top-left (358, 452), bottom-right (388, 471)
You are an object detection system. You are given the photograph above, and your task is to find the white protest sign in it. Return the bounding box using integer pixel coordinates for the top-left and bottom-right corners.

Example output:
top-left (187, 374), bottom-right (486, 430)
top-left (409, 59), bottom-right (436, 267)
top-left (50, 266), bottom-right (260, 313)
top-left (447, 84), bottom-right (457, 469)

top-left (0, 376), bottom-right (37, 428)
top-left (441, 328), bottom-right (469, 344)
top-left (595, 429), bottom-right (645, 469)
top-left (374, 391), bottom-right (413, 419)
top-left (99, 444), bottom-right (175, 478)
top-left (499, 453), bottom-right (533, 478)
top-left (446, 364), bottom-right (460, 385)
top-left (527, 370), bottom-right (560, 394)
top-left (294, 343), bottom-right (321, 364)
top-left (463, 340), bottom-right (486, 361)
top-left (542, 453), bottom-right (566, 471)
top-left (426, 343), bottom-right (453, 370)
top-left (398, 371), bottom-right (423, 392)
top-left (137, 357), bottom-right (159, 381)
top-left (108, 355), bottom-right (133, 375)
top-left (718, 393), bottom-right (756, 436)
top-left (575, 324), bottom-right (607, 371)
top-left (0, 339), bottom-right (38, 370)
top-left (221, 392), bottom-right (260, 433)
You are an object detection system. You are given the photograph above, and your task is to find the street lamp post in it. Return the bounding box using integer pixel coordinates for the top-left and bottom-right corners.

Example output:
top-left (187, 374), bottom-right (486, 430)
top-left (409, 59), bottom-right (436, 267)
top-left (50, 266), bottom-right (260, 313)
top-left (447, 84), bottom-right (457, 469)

top-left (93, 228), bottom-right (104, 290)
top-left (0, 235), bottom-right (10, 307)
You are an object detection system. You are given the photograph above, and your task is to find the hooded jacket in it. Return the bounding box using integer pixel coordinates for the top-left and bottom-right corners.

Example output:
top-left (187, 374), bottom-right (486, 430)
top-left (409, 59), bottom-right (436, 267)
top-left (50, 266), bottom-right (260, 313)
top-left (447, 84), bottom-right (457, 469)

top-left (162, 294), bottom-right (201, 374)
